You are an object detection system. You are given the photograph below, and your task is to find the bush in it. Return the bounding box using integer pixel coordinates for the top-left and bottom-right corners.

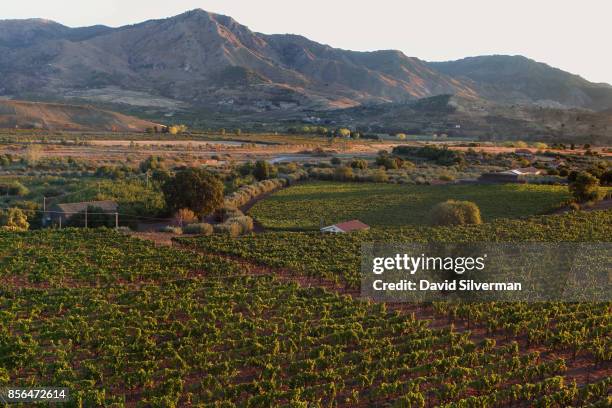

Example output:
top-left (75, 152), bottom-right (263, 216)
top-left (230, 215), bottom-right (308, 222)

top-left (569, 172), bottom-right (604, 203)
top-left (213, 222), bottom-right (242, 237)
top-left (173, 208), bottom-right (198, 226)
top-left (228, 216), bottom-right (254, 234)
top-left (0, 181), bottom-right (29, 196)
top-left (0, 208), bottom-right (29, 231)
top-left (223, 175), bottom-right (307, 209)
top-left (158, 225), bottom-right (183, 234)
top-left (350, 159), bottom-right (368, 170)
top-left (183, 223), bottom-right (214, 235)
top-left (371, 169), bottom-right (389, 183)
top-left (253, 160), bottom-right (277, 181)
top-left (215, 206), bottom-right (245, 222)
top-left (334, 166), bottom-right (354, 181)
top-left (431, 200), bottom-right (482, 226)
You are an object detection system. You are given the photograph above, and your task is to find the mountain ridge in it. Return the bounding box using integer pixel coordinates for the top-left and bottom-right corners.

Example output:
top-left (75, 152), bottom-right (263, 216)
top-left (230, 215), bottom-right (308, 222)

top-left (0, 9), bottom-right (610, 141)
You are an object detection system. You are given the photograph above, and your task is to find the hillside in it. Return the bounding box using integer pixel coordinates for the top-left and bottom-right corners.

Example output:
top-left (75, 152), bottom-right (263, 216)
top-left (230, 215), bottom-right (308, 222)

top-left (1, 10), bottom-right (612, 140)
top-left (429, 55), bottom-right (612, 111)
top-left (1, 9), bottom-right (611, 115)
top-left (0, 100), bottom-right (157, 131)
top-left (317, 95), bottom-right (612, 144)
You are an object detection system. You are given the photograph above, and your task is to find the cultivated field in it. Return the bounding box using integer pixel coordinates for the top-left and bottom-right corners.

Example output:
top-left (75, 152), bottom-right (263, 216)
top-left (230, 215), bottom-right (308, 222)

top-left (249, 181), bottom-right (571, 230)
top-left (0, 128), bottom-right (610, 407)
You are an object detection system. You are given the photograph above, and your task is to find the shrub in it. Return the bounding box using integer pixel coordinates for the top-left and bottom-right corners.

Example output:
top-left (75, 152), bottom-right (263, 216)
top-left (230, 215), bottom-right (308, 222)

top-left (215, 206), bottom-right (245, 222)
top-left (228, 216), bottom-right (254, 234)
top-left (213, 222), bottom-right (242, 237)
top-left (334, 166), bottom-right (354, 181)
top-left (350, 159), bottom-right (368, 170)
top-left (173, 208), bottom-right (198, 226)
top-left (569, 172), bottom-right (604, 203)
top-left (431, 200), bottom-right (482, 226)
top-left (158, 225), bottom-right (183, 234)
top-left (183, 223), bottom-right (214, 235)
top-left (0, 208), bottom-right (29, 231)
top-left (0, 181), bottom-right (29, 196)
top-left (330, 157), bottom-right (342, 166)
top-left (253, 160), bottom-right (277, 181)
top-left (371, 169), bottom-right (389, 183)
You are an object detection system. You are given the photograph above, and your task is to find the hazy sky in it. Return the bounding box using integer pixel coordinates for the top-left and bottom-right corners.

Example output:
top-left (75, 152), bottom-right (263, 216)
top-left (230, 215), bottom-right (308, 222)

top-left (3, 1), bottom-right (611, 84)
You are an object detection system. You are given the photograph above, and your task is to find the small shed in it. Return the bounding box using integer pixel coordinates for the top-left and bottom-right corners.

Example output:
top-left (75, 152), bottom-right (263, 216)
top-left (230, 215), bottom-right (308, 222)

top-left (321, 219), bottom-right (370, 233)
top-left (46, 200), bottom-right (118, 226)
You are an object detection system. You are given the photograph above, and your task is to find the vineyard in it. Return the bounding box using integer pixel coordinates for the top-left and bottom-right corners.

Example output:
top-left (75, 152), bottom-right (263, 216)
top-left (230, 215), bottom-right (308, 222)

top-left (1, 211), bottom-right (610, 406)
top-left (181, 210), bottom-right (612, 289)
top-left (248, 181), bottom-right (570, 230)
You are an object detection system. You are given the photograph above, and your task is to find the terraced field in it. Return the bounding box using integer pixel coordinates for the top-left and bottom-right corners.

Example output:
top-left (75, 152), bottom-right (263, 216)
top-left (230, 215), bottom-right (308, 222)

top-left (248, 182), bottom-right (570, 230)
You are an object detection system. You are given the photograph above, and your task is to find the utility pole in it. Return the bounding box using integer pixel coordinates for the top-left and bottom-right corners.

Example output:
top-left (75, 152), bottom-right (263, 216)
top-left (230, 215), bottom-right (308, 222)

top-left (43, 196), bottom-right (46, 227)
top-left (115, 212), bottom-right (119, 230)
top-left (85, 208), bottom-right (88, 229)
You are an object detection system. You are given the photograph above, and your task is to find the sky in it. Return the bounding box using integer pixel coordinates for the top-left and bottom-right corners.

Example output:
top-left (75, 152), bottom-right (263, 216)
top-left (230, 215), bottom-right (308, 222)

top-left (2, 0), bottom-right (611, 85)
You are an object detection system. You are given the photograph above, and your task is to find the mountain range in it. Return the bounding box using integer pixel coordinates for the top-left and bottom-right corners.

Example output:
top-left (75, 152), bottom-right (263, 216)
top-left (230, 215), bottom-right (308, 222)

top-left (0, 9), bottom-right (611, 141)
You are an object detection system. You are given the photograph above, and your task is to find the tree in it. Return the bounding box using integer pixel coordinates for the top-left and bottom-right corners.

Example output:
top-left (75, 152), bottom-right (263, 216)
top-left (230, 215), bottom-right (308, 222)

top-left (569, 172), bottom-right (604, 203)
top-left (431, 200), bottom-right (482, 226)
top-left (162, 168), bottom-right (224, 218)
top-left (396, 133), bottom-right (407, 140)
top-left (253, 160), bottom-right (276, 181)
top-left (0, 208), bottom-right (29, 231)
top-left (139, 156), bottom-right (165, 173)
top-left (330, 157), bottom-right (342, 166)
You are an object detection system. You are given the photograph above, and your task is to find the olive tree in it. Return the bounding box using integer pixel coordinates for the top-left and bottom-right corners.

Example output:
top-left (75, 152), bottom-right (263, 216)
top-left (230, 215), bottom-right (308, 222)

top-left (162, 168), bottom-right (224, 218)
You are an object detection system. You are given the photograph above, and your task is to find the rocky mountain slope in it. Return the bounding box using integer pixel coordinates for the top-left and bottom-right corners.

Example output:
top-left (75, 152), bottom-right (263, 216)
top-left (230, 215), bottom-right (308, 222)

top-left (1, 9), bottom-right (611, 114)
top-left (0, 9), bottom-right (611, 141)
